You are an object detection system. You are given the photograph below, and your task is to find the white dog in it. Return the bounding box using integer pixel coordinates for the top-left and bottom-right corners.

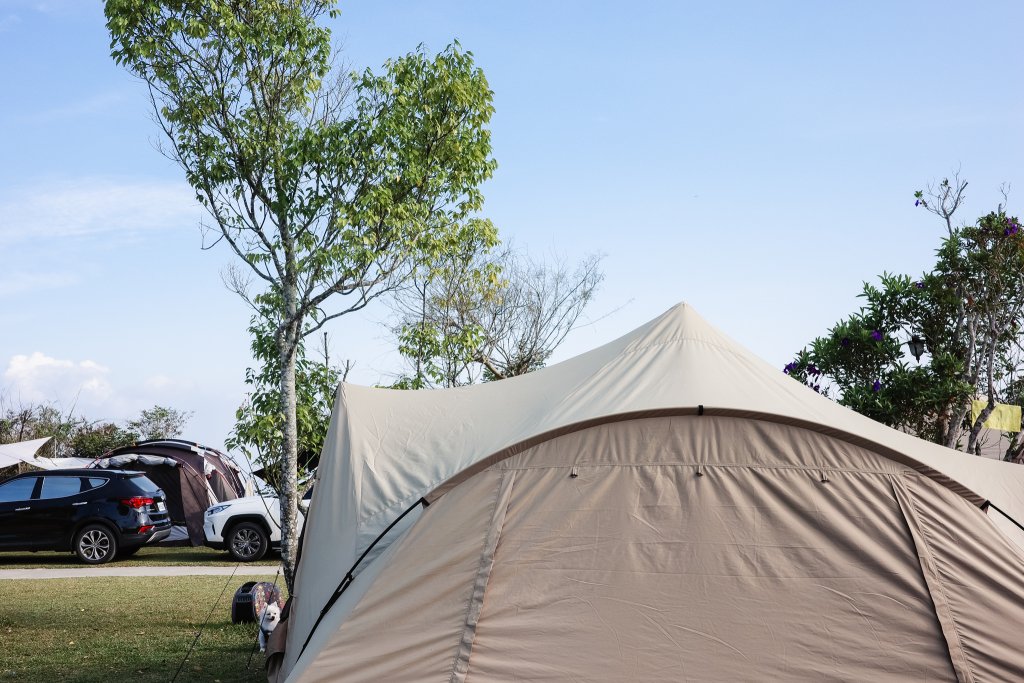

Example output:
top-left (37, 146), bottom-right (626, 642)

top-left (257, 602), bottom-right (282, 653)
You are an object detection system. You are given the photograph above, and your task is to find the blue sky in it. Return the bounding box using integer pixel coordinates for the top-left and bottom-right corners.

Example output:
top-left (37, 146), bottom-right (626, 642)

top-left (1, 1), bottom-right (1022, 450)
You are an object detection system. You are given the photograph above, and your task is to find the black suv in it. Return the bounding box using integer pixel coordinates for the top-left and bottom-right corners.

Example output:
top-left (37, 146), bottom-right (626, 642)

top-left (0, 469), bottom-right (172, 564)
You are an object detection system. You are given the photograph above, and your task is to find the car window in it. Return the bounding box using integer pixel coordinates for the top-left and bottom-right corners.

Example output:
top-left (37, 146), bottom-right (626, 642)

top-left (0, 477), bottom-right (39, 503)
top-left (39, 476), bottom-right (83, 500)
top-left (83, 477), bottom-right (108, 492)
top-left (128, 475), bottom-right (161, 494)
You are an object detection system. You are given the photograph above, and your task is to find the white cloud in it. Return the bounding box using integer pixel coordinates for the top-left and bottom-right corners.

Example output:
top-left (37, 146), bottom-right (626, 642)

top-left (18, 1), bottom-right (84, 16)
top-left (0, 1), bottom-right (84, 22)
top-left (4, 352), bottom-right (113, 404)
top-left (0, 177), bottom-right (201, 245)
top-left (31, 1), bottom-right (75, 12)
top-left (0, 271), bottom-right (77, 298)
top-left (29, 91), bottom-right (130, 124)
top-left (144, 374), bottom-right (194, 392)
top-left (1, 354), bottom-right (220, 435)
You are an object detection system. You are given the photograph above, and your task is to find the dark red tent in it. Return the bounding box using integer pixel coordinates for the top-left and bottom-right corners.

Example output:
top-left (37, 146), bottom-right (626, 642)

top-left (92, 439), bottom-right (248, 545)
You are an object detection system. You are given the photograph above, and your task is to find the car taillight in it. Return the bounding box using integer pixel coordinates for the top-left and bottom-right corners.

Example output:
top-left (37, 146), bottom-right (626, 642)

top-left (138, 525), bottom-right (154, 534)
top-left (121, 497), bottom-right (154, 509)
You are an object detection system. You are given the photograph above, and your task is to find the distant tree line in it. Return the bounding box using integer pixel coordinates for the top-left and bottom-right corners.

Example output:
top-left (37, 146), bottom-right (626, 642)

top-left (0, 399), bottom-right (193, 459)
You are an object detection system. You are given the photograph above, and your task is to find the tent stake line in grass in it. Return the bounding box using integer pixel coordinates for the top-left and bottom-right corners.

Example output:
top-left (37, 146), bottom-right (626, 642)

top-left (277, 303), bottom-right (1024, 682)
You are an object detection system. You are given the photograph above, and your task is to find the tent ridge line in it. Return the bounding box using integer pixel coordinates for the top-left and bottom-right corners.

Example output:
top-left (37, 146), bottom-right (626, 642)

top-left (482, 461), bottom-right (905, 477)
top-left (422, 409), bottom-right (985, 509)
top-left (448, 469), bottom-right (517, 683)
top-left (619, 334), bottom-right (748, 357)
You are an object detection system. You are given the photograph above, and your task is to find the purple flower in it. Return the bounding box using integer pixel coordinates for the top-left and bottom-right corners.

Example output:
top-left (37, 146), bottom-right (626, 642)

top-left (870, 330), bottom-right (883, 342)
top-left (813, 384), bottom-right (821, 393)
top-left (840, 337), bottom-right (851, 347)
top-left (872, 379), bottom-right (882, 392)
top-left (783, 362), bottom-right (797, 375)
top-left (915, 281), bottom-right (925, 289)
top-left (915, 199), bottom-right (921, 206)
top-left (807, 363), bottom-right (820, 376)
top-left (1005, 224), bottom-right (1019, 236)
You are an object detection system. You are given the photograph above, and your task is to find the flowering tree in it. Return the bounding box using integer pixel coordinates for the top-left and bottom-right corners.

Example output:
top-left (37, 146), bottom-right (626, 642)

top-left (787, 179), bottom-right (1024, 459)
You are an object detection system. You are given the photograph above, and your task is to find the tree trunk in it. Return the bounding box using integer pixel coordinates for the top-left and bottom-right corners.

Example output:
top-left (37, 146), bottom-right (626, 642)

top-left (966, 318), bottom-right (999, 455)
top-left (943, 312), bottom-right (981, 449)
top-left (944, 400), bottom-right (971, 449)
top-left (278, 286), bottom-right (301, 593)
top-left (967, 402), bottom-right (995, 454)
top-left (1005, 431), bottom-right (1024, 463)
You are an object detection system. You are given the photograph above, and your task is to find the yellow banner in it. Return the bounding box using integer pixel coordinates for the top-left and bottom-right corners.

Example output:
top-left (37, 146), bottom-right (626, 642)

top-left (971, 400), bottom-right (1022, 433)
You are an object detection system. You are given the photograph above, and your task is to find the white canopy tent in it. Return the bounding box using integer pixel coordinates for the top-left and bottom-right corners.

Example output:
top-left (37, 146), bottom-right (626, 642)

top-left (0, 438), bottom-right (98, 476)
top-left (0, 437), bottom-right (95, 472)
top-left (0, 437), bottom-right (53, 470)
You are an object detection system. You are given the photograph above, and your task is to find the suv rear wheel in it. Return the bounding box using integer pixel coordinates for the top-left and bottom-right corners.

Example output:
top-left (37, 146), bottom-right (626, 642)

top-left (227, 522), bottom-right (269, 562)
top-left (75, 524), bottom-right (118, 564)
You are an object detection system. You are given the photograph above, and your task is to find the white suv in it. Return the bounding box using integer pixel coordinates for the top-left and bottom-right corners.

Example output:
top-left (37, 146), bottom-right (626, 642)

top-left (203, 489), bottom-right (310, 562)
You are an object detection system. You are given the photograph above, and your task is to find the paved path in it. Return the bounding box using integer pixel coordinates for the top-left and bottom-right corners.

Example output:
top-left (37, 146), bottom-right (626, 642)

top-left (0, 565), bottom-right (281, 580)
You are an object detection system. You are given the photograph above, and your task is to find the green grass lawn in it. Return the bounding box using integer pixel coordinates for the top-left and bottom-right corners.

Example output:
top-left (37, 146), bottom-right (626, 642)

top-left (0, 574), bottom-right (286, 682)
top-left (0, 545), bottom-right (279, 569)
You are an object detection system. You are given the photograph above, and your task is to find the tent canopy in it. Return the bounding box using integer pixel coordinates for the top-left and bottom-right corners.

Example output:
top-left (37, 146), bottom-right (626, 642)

top-left (0, 437), bottom-right (52, 470)
top-left (90, 439), bottom-right (247, 545)
top-left (280, 303), bottom-right (1024, 681)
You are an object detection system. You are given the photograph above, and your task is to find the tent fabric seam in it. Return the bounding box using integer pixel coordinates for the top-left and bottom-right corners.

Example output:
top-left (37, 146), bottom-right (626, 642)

top-left (891, 473), bottom-right (975, 683)
top-left (491, 462), bottom-right (904, 476)
top-left (448, 469), bottom-right (516, 683)
top-left (422, 411), bottom-right (985, 507)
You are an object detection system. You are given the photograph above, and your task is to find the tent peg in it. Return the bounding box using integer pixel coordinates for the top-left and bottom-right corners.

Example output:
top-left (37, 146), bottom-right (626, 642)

top-left (570, 466), bottom-right (579, 478)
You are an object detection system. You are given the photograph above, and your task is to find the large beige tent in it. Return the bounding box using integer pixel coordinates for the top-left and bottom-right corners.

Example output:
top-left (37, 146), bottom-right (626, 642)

top-left (274, 303), bottom-right (1024, 681)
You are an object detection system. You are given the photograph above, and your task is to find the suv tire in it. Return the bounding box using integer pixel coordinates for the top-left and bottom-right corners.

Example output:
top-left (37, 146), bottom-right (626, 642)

top-left (227, 522), bottom-right (269, 562)
top-left (75, 524), bottom-right (118, 564)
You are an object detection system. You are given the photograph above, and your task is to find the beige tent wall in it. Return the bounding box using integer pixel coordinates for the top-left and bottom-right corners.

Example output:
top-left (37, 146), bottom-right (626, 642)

top-left (294, 468), bottom-right (511, 681)
top-left (281, 304), bottom-right (1024, 678)
top-left (897, 472), bottom-right (1024, 680)
top-left (289, 417), bottom-right (1024, 681)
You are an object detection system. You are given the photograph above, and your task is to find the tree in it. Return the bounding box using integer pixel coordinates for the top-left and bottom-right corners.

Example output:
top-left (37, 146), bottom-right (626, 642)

top-left (391, 234), bottom-right (503, 389)
top-left (226, 306), bottom-right (347, 492)
top-left (0, 396), bottom-right (191, 458)
top-left (70, 421), bottom-right (138, 459)
top-left (393, 249), bottom-right (604, 388)
top-left (786, 178), bottom-right (1024, 459)
top-left (0, 398), bottom-right (80, 457)
top-left (106, 1), bottom-right (497, 588)
top-left (126, 405), bottom-right (193, 440)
